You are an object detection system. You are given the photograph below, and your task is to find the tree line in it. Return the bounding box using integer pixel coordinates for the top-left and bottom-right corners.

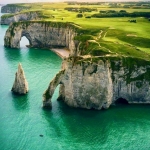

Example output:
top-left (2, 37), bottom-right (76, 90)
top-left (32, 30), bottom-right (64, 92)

top-left (64, 7), bottom-right (97, 13)
top-left (92, 11), bottom-right (150, 18)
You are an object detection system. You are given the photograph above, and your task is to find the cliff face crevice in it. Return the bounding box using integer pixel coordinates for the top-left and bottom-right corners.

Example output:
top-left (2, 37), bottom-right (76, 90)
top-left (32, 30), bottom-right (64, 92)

top-left (43, 58), bottom-right (150, 110)
top-left (4, 22), bottom-right (79, 56)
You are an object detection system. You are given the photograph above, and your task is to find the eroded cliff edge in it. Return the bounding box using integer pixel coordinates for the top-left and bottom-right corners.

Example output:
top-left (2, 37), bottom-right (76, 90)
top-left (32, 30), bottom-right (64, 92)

top-left (1, 4), bottom-right (30, 13)
top-left (1, 11), bottom-right (42, 25)
top-left (43, 57), bottom-right (150, 110)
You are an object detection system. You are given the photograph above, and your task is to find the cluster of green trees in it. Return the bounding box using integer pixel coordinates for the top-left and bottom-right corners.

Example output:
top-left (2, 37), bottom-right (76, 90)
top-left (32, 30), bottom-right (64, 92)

top-left (67, 2), bottom-right (108, 5)
top-left (66, 1), bottom-right (150, 9)
top-left (76, 13), bottom-right (83, 18)
top-left (64, 7), bottom-right (97, 13)
top-left (92, 11), bottom-right (150, 18)
top-left (100, 10), bottom-right (126, 14)
top-left (128, 19), bottom-right (137, 23)
top-left (109, 2), bottom-right (150, 8)
top-left (76, 13), bottom-right (92, 18)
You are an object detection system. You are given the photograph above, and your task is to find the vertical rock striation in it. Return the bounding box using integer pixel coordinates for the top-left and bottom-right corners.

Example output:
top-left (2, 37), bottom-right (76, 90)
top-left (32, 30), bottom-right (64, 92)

top-left (43, 59), bottom-right (113, 110)
top-left (12, 63), bottom-right (28, 94)
top-left (43, 57), bottom-right (150, 110)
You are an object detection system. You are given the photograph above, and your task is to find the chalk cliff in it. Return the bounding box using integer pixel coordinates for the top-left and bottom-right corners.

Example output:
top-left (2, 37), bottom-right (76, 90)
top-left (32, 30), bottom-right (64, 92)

top-left (4, 20), bottom-right (150, 110)
top-left (43, 57), bottom-right (150, 109)
top-left (4, 21), bottom-right (79, 56)
top-left (1, 11), bottom-right (41, 25)
top-left (1, 4), bottom-right (30, 13)
top-left (12, 63), bottom-right (28, 94)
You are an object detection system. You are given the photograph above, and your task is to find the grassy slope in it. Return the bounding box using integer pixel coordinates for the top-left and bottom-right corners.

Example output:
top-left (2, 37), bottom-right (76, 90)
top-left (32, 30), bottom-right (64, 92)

top-left (3, 2), bottom-right (150, 61)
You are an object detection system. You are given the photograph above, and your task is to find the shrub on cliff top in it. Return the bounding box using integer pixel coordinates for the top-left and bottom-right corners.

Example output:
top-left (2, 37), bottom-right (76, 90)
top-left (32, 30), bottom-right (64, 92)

top-left (1, 14), bottom-right (15, 18)
top-left (74, 35), bottom-right (94, 42)
top-left (91, 48), bottom-right (110, 56)
top-left (76, 13), bottom-right (83, 18)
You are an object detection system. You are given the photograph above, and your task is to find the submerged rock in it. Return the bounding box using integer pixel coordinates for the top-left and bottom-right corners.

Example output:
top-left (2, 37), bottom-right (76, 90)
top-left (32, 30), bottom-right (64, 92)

top-left (11, 63), bottom-right (28, 94)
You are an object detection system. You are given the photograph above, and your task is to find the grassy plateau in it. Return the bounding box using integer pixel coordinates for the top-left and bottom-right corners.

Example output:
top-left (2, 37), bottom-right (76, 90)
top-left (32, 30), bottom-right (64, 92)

top-left (2, 2), bottom-right (150, 61)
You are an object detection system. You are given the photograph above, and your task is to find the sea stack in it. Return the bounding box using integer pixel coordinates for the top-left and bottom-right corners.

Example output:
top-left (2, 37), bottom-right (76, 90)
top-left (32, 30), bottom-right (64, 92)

top-left (11, 63), bottom-right (28, 94)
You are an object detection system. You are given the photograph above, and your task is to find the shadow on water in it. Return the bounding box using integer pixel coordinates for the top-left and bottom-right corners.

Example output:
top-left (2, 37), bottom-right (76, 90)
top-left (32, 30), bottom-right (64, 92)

top-left (42, 108), bottom-right (63, 137)
top-left (27, 48), bottom-right (47, 59)
top-left (4, 36), bottom-right (30, 63)
top-left (4, 47), bottom-right (22, 62)
top-left (11, 92), bottom-right (29, 111)
top-left (42, 100), bottom-right (109, 145)
top-left (59, 101), bottom-right (110, 143)
top-left (27, 47), bottom-right (60, 61)
top-left (42, 99), bottom-right (150, 147)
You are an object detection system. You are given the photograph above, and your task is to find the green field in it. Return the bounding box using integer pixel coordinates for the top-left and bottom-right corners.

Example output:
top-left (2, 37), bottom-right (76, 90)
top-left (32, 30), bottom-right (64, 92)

top-left (2, 2), bottom-right (150, 60)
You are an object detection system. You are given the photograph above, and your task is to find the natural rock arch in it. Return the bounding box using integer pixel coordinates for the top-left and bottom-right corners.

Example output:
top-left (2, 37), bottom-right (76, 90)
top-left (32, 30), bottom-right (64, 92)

top-left (43, 58), bottom-right (150, 110)
top-left (43, 60), bottom-right (113, 110)
top-left (21, 30), bottom-right (32, 46)
top-left (4, 21), bottom-right (79, 56)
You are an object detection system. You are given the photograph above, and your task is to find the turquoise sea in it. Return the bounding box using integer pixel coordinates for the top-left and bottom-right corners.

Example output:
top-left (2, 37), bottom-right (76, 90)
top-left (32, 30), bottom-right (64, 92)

top-left (1, 10), bottom-right (150, 150)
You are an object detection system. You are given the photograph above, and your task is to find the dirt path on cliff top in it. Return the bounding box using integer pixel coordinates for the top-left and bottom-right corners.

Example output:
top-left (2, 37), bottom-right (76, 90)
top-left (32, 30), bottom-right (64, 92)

top-left (51, 48), bottom-right (70, 58)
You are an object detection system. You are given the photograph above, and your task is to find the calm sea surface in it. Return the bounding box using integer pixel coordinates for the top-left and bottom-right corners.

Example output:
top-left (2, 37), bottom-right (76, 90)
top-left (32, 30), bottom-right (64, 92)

top-left (1, 9), bottom-right (150, 150)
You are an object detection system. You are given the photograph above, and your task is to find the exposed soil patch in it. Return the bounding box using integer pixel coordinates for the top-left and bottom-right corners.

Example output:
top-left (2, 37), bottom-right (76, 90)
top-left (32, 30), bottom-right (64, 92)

top-left (127, 34), bottom-right (137, 37)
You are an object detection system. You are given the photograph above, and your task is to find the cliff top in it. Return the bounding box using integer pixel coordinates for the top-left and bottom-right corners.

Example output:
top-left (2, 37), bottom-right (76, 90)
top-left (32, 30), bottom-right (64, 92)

top-left (10, 21), bottom-right (82, 31)
top-left (1, 10), bottom-right (42, 19)
top-left (2, 2), bottom-right (150, 62)
top-left (7, 20), bottom-right (150, 61)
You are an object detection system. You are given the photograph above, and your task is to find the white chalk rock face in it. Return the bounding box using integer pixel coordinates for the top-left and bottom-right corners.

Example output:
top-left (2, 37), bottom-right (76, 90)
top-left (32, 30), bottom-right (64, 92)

top-left (43, 57), bottom-right (150, 110)
top-left (11, 63), bottom-right (28, 94)
top-left (1, 11), bottom-right (41, 25)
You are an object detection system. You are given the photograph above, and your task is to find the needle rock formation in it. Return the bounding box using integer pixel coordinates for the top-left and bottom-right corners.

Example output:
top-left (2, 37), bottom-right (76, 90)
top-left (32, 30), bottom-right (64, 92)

top-left (11, 63), bottom-right (28, 94)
